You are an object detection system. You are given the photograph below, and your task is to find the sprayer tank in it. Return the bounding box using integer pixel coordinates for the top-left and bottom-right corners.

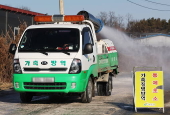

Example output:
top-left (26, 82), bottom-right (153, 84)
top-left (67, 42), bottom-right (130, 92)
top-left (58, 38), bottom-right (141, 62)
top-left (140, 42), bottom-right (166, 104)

top-left (77, 11), bottom-right (104, 33)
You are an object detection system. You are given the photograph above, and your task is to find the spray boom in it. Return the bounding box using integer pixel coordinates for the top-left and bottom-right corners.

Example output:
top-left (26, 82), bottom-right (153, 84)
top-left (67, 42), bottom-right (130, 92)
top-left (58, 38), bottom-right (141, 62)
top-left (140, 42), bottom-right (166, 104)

top-left (77, 10), bottom-right (104, 33)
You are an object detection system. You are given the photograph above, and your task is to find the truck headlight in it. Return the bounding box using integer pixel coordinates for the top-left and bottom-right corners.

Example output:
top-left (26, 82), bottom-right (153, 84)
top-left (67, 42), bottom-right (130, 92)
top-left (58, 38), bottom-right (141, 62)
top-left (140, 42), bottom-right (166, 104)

top-left (69, 59), bottom-right (81, 74)
top-left (13, 59), bottom-right (22, 74)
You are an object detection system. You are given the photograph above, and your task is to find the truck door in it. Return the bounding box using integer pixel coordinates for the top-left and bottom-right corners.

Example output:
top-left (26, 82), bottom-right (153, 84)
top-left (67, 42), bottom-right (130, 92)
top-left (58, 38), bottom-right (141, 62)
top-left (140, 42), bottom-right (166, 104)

top-left (82, 27), bottom-right (97, 72)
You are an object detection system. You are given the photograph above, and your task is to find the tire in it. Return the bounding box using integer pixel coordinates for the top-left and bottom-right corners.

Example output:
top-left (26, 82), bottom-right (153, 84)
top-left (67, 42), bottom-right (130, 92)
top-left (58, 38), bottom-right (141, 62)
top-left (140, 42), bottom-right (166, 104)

top-left (105, 75), bottom-right (112, 96)
top-left (97, 82), bottom-right (105, 96)
top-left (97, 75), bottom-right (112, 96)
top-left (81, 77), bottom-right (93, 103)
top-left (20, 92), bottom-right (33, 103)
top-left (92, 82), bottom-right (95, 97)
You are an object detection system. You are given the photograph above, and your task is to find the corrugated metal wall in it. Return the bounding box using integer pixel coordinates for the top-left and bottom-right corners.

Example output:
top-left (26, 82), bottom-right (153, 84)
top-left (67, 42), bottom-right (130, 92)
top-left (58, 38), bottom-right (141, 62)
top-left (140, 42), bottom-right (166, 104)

top-left (0, 10), bottom-right (34, 35)
top-left (0, 10), bottom-right (6, 34)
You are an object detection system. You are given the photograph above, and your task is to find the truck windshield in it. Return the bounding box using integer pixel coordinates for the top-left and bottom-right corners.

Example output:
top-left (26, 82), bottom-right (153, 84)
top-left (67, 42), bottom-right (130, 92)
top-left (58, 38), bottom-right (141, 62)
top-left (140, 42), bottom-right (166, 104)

top-left (18, 28), bottom-right (80, 52)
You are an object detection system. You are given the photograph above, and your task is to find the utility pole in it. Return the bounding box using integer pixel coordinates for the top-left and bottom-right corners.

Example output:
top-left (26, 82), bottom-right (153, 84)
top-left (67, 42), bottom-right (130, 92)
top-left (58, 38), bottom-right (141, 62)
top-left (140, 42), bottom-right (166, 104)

top-left (59, 0), bottom-right (64, 15)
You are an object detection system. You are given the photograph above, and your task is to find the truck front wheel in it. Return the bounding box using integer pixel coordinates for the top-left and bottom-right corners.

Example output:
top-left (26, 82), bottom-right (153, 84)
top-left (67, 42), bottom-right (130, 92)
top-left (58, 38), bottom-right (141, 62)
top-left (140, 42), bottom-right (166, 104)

top-left (81, 77), bottom-right (93, 103)
top-left (20, 92), bottom-right (33, 103)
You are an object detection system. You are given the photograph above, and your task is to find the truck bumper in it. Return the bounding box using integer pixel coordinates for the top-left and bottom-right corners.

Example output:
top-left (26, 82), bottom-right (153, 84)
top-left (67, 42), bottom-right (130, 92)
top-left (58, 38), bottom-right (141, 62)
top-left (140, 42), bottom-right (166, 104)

top-left (13, 71), bottom-right (88, 93)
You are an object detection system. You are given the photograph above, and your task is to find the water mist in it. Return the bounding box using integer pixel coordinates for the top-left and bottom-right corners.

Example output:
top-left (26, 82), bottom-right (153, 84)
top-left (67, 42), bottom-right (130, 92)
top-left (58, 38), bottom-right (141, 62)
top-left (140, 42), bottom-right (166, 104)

top-left (99, 26), bottom-right (170, 72)
top-left (99, 26), bottom-right (170, 90)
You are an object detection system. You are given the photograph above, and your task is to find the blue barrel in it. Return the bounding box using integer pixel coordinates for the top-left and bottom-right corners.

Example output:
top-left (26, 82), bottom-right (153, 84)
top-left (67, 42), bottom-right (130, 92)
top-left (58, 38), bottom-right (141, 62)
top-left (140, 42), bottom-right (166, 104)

top-left (77, 11), bottom-right (104, 33)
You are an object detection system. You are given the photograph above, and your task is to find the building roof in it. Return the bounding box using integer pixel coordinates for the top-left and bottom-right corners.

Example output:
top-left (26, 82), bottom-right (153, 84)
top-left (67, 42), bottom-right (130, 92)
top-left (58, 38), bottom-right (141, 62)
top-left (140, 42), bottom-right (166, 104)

top-left (0, 4), bottom-right (45, 16)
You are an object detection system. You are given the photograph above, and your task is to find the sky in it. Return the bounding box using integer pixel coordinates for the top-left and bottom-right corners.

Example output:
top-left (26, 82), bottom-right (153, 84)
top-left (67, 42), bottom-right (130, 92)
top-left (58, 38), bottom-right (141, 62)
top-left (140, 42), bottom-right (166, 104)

top-left (1, 0), bottom-right (170, 22)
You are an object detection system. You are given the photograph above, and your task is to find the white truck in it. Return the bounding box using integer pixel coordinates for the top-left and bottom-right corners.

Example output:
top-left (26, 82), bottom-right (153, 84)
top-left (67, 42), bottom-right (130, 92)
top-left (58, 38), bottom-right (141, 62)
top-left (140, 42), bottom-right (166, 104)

top-left (9, 11), bottom-right (118, 103)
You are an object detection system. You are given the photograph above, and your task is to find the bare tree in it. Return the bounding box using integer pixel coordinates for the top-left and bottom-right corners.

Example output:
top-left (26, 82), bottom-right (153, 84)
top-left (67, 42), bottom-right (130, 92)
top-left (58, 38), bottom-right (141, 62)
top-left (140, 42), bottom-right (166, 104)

top-left (126, 13), bottom-right (133, 30)
top-left (97, 12), bottom-right (108, 25)
top-left (108, 11), bottom-right (118, 27)
top-left (19, 6), bottom-right (30, 11)
top-left (117, 15), bottom-right (124, 29)
top-left (97, 11), bottom-right (126, 31)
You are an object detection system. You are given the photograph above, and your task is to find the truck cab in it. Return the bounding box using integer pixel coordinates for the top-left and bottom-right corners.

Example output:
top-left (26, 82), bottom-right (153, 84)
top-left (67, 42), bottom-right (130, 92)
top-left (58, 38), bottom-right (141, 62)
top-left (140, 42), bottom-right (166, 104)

top-left (9, 12), bottom-right (118, 103)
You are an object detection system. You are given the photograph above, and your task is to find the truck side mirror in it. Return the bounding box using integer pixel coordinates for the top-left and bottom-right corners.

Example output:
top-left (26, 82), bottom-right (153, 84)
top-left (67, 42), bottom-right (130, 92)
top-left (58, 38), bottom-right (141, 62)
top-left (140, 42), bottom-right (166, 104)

top-left (9, 44), bottom-right (17, 54)
top-left (83, 43), bottom-right (93, 54)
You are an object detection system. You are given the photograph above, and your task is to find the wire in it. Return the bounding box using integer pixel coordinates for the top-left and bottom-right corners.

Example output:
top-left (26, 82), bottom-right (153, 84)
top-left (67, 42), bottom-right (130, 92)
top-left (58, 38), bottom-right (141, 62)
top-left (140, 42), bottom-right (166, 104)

top-left (143, 0), bottom-right (170, 7)
top-left (127, 0), bottom-right (170, 11)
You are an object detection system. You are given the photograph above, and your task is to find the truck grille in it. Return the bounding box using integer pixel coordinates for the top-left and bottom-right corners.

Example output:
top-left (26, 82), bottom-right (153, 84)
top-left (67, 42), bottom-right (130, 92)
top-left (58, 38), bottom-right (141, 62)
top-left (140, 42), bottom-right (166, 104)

top-left (24, 82), bottom-right (66, 90)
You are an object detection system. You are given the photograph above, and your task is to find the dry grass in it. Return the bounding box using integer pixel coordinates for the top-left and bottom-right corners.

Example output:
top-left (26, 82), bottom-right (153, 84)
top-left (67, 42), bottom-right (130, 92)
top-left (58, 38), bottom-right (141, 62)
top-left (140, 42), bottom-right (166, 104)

top-left (0, 22), bottom-right (27, 89)
top-left (0, 82), bottom-right (13, 91)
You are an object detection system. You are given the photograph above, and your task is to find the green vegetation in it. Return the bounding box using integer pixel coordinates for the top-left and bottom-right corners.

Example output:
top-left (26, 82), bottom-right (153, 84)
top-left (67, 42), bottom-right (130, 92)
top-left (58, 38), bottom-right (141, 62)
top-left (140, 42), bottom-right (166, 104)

top-left (127, 18), bottom-right (170, 34)
top-left (97, 11), bottom-right (170, 34)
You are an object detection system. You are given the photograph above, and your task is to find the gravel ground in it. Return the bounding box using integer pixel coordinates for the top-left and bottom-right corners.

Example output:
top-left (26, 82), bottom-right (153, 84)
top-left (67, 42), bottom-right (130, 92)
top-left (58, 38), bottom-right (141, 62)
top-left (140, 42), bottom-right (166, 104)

top-left (0, 72), bottom-right (170, 115)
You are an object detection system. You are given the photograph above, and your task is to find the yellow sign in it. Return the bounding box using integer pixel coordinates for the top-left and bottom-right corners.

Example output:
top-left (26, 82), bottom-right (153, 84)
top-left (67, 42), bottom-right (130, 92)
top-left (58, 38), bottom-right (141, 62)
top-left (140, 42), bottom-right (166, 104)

top-left (134, 71), bottom-right (164, 108)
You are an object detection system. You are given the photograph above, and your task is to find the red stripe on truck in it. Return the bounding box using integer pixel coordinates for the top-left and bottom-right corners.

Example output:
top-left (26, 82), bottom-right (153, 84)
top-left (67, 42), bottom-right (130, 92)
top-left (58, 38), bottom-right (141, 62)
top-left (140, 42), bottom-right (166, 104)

top-left (107, 46), bottom-right (116, 51)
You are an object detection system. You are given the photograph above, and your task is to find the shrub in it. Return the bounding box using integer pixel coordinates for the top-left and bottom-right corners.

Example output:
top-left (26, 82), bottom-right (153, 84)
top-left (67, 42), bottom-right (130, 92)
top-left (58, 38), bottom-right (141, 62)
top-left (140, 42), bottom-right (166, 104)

top-left (0, 22), bottom-right (27, 83)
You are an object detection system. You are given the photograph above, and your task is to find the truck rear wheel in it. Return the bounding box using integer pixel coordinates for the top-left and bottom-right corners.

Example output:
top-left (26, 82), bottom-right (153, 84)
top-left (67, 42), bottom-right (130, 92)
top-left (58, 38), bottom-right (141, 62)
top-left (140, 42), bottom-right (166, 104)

top-left (97, 75), bottom-right (112, 96)
top-left (105, 75), bottom-right (112, 96)
top-left (81, 77), bottom-right (93, 103)
top-left (97, 82), bottom-right (105, 96)
top-left (20, 92), bottom-right (33, 103)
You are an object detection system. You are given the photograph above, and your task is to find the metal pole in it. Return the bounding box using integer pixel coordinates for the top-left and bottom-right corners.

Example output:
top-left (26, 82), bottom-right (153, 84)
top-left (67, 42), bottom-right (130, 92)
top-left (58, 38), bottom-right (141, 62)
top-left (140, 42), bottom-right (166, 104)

top-left (59, 0), bottom-right (64, 15)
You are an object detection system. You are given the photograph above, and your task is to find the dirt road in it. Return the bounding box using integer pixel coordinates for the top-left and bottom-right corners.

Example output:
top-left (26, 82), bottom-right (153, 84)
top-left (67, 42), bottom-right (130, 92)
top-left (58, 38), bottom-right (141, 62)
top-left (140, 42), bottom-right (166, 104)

top-left (0, 72), bottom-right (170, 115)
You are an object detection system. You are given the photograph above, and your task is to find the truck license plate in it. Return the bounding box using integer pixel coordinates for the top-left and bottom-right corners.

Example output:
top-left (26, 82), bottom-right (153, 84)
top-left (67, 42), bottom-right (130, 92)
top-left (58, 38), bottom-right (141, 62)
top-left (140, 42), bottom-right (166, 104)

top-left (32, 78), bottom-right (54, 83)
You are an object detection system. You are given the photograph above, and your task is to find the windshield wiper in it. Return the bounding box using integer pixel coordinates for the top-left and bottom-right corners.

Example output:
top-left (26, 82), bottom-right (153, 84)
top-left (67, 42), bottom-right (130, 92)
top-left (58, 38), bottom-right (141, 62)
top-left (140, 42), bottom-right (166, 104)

top-left (62, 51), bottom-right (70, 55)
top-left (39, 51), bottom-right (48, 56)
top-left (19, 48), bottom-right (48, 55)
top-left (35, 49), bottom-right (48, 56)
top-left (20, 48), bottom-right (70, 55)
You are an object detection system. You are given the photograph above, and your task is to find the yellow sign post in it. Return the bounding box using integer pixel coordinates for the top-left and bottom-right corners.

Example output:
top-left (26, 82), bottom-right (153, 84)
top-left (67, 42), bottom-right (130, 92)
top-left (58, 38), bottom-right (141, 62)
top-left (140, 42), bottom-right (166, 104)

top-left (133, 69), bottom-right (164, 113)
